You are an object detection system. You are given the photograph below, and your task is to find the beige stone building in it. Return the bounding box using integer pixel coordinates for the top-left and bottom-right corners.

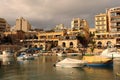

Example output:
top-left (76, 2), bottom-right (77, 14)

top-left (71, 18), bottom-right (89, 39)
top-left (13, 17), bottom-right (31, 32)
top-left (23, 18), bottom-right (90, 51)
top-left (0, 18), bottom-right (10, 32)
top-left (89, 28), bottom-right (95, 34)
top-left (3, 31), bottom-right (25, 44)
top-left (95, 7), bottom-right (120, 48)
top-left (95, 13), bottom-right (108, 33)
top-left (37, 30), bottom-right (66, 41)
top-left (58, 18), bottom-right (90, 50)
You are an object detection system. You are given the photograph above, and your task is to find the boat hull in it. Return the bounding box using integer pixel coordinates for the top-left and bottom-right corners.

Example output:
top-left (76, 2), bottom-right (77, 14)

top-left (83, 56), bottom-right (113, 67)
top-left (86, 61), bottom-right (113, 67)
top-left (56, 63), bottom-right (85, 68)
top-left (55, 58), bottom-right (87, 68)
top-left (57, 53), bottom-right (67, 57)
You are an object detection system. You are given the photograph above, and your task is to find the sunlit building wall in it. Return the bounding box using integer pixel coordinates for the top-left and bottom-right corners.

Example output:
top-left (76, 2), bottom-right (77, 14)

top-left (0, 18), bottom-right (10, 32)
top-left (95, 13), bottom-right (108, 33)
top-left (71, 18), bottom-right (89, 39)
top-left (95, 7), bottom-right (120, 48)
top-left (14, 17), bottom-right (31, 32)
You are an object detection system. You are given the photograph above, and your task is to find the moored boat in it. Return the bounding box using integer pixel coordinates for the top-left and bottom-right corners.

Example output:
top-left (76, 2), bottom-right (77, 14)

top-left (100, 48), bottom-right (120, 58)
top-left (17, 52), bottom-right (34, 60)
top-left (57, 51), bottom-right (67, 57)
top-left (55, 58), bottom-right (87, 68)
top-left (82, 56), bottom-right (113, 67)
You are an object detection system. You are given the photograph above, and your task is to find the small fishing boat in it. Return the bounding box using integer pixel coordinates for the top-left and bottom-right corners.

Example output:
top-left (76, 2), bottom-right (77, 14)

top-left (33, 53), bottom-right (40, 57)
top-left (55, 58), bottom-right (87, 68)
top-left (17, 52), bottom-right (34, 60)
top-left (68, 53), bottom-right (81, 56)
top-left (82, 56), bottom-right (113, 67)
top-left (57, 51), bottom-right (67, 57)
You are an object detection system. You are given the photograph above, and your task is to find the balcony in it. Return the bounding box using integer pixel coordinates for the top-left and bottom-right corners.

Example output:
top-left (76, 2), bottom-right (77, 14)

top-left (111, 26), bottom-right (120, 28)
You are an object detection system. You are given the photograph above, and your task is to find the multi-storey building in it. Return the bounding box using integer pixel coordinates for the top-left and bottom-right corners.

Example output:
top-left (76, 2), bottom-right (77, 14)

top-left (107, 7), bottom-right (120, 47)
top-left (58, 18), bottom-right (90, 50)
top-left (95, 7), bottom-right (120, 48)
top-left (95, 13), bottom-right (108, 33)
top-left (13, 17), bottom-right (31, 32)
top-left (0, 18), bottom-right (10, 32)
top-left (71, 18), bottom-right (89, 39)
top-left (107, 7), bottom-right (120, 32)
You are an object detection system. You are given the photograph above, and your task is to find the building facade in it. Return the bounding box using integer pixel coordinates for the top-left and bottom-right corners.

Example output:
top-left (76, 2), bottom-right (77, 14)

top-left (71, 18), bottom-right (89, 39)
top-left (0, 18), bottom-right (10, 32)
top-left (95, 7), bottom-right (120, 48)
top-left (95, 13), bottom-right (108, 33)
top-left (14, 17), bottom-right (31, 32)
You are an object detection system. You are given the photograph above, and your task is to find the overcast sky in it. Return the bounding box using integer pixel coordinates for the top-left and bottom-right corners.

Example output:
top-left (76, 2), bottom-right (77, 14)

top-left (0, 0), bottom-right (120, 30)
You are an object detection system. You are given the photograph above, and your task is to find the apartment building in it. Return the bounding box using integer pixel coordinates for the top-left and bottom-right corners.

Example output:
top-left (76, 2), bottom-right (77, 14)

top-left (13, 17), bottom-right (31, 32)
top-left (95, 7), bottom-right (120, 48)
top-left (107, 7), bottom-right (120, 32)
top-left (95, 13), bottom-right (108, 33)
top-left (107, 7), bottom-right (120, 47)
top-left (58, 18), bottom-right (90, 50)
top-left (71, 18), bottom-right (89, 39)
top-left (0, 18), bottom-right (10, 32)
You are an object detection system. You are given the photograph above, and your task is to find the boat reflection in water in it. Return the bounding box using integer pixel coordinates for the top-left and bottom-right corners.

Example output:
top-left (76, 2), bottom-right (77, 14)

top-left (83, 67), bottom-right (113, 80)
top-left (0, 57), bottom-right (15, 65)
top-left (113, 58), bottom-right (120, 80)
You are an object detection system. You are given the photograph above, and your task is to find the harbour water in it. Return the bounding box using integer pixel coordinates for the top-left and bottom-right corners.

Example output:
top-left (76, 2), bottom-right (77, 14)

top-left (0, 56), bottom-right (118, 80)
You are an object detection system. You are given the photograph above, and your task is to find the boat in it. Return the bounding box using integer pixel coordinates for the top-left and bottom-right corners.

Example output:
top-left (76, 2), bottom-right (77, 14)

top-left (0, 50), bottom-right (14, 58)
top-left (33, 53), bottom-right (40, 57)
top-left (100, 48), bottom-right (120, 58)
top-left (55, 58), bottom-right (87, 68)
top-left (82, 56), bottom-right (113, 67)
top-left (68, 53), bottom-right (81, 56)
top-left (17, 52), bottom-right (34, 60)
top-left (57, 51), bottom-right (67, 57)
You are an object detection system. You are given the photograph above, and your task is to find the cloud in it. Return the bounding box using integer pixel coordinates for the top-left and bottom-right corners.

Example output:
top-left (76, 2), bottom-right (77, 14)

top-left (0, 0), bottom-right (120, 29)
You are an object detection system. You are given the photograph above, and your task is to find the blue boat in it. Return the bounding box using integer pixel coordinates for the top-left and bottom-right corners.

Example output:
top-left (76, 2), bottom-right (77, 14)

top-left (82, 56), bottom-right (113, 67)
top-left (86, 60), bottom-right (113, 67)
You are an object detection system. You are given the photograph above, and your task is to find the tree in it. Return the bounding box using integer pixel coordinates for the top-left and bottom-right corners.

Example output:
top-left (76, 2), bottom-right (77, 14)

top-left (88, 32), bottom-right (96, 54)
top-left (76, 33), bottom-right (89, 55)
top-left (76, 33), bottom-right (89, 48)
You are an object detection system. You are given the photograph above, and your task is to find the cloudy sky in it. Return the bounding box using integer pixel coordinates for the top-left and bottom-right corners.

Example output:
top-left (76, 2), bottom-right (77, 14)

top-left (0, 0), bottom-right (120, 30)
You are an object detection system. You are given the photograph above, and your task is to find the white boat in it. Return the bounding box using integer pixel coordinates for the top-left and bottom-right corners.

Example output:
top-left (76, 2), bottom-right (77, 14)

top-left (57, 51), bottom-right (67, 57)
top-left (68, 53), bottom-right (81, 56)
top-left (17, 52), bottom-right (34, 60)
top-left (55, 58), bottom-right (87, 68)
top-left (33, 53), bottom-right (40, 57)
top-left (0, 50), bottom-right (14, 58)
top-left (100, 48), bottom-right (120, 58)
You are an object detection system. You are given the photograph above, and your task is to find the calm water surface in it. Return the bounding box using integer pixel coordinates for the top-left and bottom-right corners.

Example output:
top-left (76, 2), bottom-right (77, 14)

top-left (0, 56), bottom-right (117, 80)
